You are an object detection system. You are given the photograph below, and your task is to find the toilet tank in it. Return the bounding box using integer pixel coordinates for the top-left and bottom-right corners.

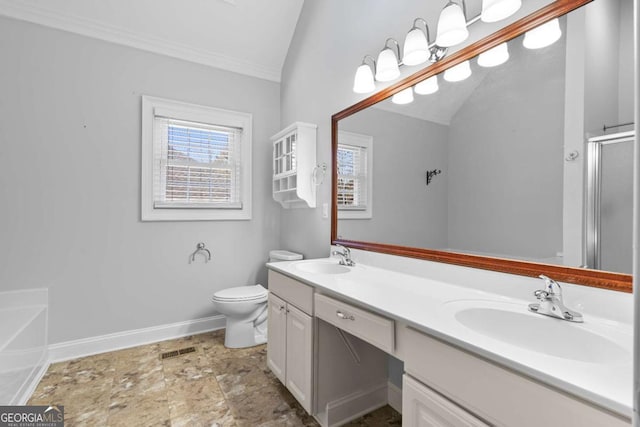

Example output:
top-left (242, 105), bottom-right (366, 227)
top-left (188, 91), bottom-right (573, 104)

top-left (269, 250), bottom-right (303, 262)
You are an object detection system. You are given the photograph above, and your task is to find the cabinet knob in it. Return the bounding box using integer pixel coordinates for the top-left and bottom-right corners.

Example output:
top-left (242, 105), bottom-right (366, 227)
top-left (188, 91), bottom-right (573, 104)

top-left (336, 310), bottom-right (355, 321)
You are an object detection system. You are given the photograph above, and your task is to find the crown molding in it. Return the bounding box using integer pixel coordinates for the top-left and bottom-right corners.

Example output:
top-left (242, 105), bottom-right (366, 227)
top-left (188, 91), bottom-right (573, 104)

top-left (0, 0), bottom-right (281, 82)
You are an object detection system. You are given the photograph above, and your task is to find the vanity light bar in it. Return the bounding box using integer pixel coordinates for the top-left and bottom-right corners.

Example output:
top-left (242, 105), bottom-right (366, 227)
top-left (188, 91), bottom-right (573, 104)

top-left (353, 0), bottom-right (522, 94)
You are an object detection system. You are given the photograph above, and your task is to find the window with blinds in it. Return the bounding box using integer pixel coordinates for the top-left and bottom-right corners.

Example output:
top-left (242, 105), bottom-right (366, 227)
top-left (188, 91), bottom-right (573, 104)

top-left (141, 96), bottom-right (252, 221)
top-left (337, 144), bottom-right (368, 210)
top-left (337, 131), bottom-right (373, 220)
top-left (153, 117), bottom-right (242, 208)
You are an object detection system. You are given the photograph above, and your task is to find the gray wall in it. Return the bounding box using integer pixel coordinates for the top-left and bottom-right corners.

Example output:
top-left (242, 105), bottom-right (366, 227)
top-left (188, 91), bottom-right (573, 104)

top-left (584, 0), bottom-right (622, 133)
top-left (0, 17), bottom-right (281, 343)
top-left (447, 33), bottom-right (566, 260)
top-left (617, 0), bottom-right (635, 125)
top-left (338, 108), bottom-right (449, 248)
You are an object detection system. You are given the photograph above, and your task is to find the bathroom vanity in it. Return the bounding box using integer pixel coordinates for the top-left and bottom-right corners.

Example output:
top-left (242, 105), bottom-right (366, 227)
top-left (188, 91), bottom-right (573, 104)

top-left (266, 255), bottom-right (632, 427)
top-left (267, 268), bottom-right (389, 425)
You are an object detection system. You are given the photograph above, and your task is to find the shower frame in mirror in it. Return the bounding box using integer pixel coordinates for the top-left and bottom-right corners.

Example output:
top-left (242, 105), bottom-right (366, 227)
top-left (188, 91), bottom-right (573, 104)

top-left (331, 0), bottom-right (632, 293)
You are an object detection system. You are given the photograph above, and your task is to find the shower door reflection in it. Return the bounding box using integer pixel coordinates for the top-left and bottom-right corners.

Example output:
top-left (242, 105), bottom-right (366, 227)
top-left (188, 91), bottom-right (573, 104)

top-left (585, 131), bottom-right (634, 274)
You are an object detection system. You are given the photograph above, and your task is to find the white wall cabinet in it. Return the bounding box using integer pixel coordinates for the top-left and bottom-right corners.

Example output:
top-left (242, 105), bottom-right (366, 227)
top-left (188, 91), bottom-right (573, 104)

top-left (271, 122), bottom-right (317, 208)
top-left (267, 271), bottom-right (314, 413)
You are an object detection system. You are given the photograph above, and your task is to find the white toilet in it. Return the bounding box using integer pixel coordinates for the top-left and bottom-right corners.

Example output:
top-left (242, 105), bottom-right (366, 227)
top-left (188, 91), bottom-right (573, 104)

top-left (212, 250), bottom-right (302, 348)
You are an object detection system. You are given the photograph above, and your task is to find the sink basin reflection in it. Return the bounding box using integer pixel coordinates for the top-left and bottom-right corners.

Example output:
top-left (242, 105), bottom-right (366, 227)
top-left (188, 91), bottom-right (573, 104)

top-left (295, 261), bottom-right (350, 275)
top-left (445, 300), bottom-right (629, 363)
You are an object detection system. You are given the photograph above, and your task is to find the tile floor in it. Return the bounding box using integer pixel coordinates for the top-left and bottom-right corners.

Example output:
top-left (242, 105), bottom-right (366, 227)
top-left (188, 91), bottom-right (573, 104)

top-left (28, 330), bottom-right (402, 426)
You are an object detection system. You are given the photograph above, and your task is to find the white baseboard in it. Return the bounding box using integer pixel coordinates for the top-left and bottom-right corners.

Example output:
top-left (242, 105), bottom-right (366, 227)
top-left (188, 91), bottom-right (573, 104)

top-left (387, 381), bottom-right (403, 414)
top-left (48, 315), bottom-right (226, 363)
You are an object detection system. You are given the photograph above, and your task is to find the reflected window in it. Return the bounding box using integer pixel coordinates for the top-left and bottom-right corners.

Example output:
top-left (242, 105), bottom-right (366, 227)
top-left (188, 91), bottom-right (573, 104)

top-left (337, 131), bottom-right (373, 219)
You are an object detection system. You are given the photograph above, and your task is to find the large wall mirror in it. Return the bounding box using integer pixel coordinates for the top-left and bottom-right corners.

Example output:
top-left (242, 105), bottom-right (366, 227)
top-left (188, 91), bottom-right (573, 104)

top-left (332, 0), bottom-right (633, 292)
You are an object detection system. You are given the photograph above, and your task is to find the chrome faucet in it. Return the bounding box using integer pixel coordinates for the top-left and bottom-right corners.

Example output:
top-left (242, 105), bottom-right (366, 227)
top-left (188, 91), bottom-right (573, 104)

top-left (528, 275), bottom-right (583, 322)
top-left (332, 244), bottom-right (355, 266)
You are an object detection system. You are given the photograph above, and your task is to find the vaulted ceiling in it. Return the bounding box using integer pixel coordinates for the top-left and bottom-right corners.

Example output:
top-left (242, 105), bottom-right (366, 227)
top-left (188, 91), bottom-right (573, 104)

top-left (0, 0), bottom-right (304, 82)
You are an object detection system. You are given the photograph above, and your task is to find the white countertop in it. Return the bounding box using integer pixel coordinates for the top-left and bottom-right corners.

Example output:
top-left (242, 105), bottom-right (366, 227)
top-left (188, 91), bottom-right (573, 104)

top-left (266, 256), bottom-right (633, 418)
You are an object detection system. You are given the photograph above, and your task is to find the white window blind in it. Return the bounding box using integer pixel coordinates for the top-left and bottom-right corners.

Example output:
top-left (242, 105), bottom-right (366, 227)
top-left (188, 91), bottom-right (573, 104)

top-left (142, 96), bottom-right (252, 221)
top-left (153, 116), bottom-right (242, 209)
top-left (337, 143), bottom-right (368, 210)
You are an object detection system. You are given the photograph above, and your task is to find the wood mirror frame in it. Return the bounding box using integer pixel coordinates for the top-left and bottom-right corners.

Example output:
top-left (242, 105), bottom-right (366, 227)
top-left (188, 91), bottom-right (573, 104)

top-left (331, 0), bottom-right (632, 293)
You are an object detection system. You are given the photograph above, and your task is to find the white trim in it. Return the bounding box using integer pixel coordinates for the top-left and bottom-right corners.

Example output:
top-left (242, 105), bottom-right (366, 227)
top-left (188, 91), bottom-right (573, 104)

top-left (48, 315), bottom-right (226, 363)
top-left (0, 288), bottom-right (48, 310)
top-left (141, 95), bottom-right (253, 221)
top-left (0, 0), bottom-right (280, 82)
top-left (387, 380), bottom-right (403, 414)
top-left (14, 355), bottom-right (50, 405)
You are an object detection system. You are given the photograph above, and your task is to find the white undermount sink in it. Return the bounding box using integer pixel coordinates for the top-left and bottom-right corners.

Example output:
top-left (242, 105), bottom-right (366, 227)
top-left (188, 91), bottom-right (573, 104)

top-left (444, 300), bottom-right (629, 364)
top-left (295, 260), bottom-right (350, 275)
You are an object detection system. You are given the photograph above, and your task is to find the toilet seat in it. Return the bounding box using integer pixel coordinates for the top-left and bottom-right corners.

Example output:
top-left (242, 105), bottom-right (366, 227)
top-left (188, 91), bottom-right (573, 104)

top-left (212, 285), bottom-right (268, 302)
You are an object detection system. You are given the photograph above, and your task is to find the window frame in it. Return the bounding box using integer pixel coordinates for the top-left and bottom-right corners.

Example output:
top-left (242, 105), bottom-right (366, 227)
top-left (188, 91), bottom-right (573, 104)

top-left (141, 95), bottom-right (252, 221)
top-left (337, 131), bottom-right (373, 220)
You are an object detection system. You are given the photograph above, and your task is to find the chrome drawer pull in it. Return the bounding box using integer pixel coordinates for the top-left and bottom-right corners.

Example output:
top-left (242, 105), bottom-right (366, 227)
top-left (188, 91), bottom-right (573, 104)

top-left (336, 310), bottom-right (355, 321)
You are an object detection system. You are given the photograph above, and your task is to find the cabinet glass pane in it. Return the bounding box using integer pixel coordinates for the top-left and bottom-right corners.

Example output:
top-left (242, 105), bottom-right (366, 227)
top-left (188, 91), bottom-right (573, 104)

top-left (292, 149), bottom-right (296, 171)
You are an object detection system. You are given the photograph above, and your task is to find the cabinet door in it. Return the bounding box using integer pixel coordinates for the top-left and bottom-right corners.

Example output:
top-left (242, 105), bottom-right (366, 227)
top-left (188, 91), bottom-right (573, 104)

top-left (403, 375), bottom-right (488, 427)
top-left (285, 304), bottom-right (314, 413)
top-left (267, 293), bottom-right (287, 384)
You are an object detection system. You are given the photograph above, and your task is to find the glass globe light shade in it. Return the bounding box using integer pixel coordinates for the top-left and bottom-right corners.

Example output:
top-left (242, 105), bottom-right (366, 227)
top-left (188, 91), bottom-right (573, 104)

top-left (477, 42), bottom-right (509, 67)
top-left (414, 76), bottom-right (439, 95)
top-left (436, 2), bottom-right (469, 47)
top-left (392, 87), bottom-right (414, 105)
top-left (403, 27), bottom-right (430, 66)
top-left (523, 18), bottom-right (562, 50)
top-left (353, 63), bottom-right (375, 93)
top-left (444, 60), bottom-right (472, 82)
top-left (375, 48), bottom-right (400, 81)
top-left (481, 0), bottom-right (522, 23)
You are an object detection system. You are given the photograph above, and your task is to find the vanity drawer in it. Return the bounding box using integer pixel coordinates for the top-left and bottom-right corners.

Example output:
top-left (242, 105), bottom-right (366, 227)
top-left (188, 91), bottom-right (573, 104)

top-left (314, 293), bottom-right (394, 353)
top-left (268, 270), bottom-right (314, 315)
top-left (402, 326), bottom-right (630, 427)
